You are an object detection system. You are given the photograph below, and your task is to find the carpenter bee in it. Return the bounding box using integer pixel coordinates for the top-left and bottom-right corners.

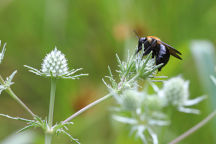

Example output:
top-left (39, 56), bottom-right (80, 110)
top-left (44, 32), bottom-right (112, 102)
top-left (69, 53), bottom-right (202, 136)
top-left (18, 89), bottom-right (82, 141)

top-left (135, 34), bottom-right (182, 71)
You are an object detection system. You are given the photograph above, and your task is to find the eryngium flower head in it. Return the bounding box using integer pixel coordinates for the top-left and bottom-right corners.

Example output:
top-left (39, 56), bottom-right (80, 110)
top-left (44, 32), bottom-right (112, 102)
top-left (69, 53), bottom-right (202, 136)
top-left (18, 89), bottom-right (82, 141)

top-left (41, 48), bottom-right (68, 77)
top-left (25, 47), bottom-right (88, 79)
top-left (163, 77), bottom-right (189, 106)
top-left (133, 51), bottom-right (163, 79)
top-left (0, 40), bottom-right (6, 64)
top-left (113, 89), bottom-right (169, 144)
top-left (120, 89), bottom-right (142, 111)
top-left (159, 76), bottom-right (206, 114)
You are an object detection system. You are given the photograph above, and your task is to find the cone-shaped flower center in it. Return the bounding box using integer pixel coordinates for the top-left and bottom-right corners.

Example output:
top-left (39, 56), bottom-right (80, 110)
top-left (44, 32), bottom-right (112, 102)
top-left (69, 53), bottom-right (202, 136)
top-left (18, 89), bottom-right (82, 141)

top-left (41, 48), bottom-right (68, 77)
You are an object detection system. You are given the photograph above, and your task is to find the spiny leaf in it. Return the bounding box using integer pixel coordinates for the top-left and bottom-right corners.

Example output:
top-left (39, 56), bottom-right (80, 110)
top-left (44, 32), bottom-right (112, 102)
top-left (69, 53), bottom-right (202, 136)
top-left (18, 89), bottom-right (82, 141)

top-left (17, 124), bottom-right (34, 133)
top-left (0, 113), bottom-right (32, 122)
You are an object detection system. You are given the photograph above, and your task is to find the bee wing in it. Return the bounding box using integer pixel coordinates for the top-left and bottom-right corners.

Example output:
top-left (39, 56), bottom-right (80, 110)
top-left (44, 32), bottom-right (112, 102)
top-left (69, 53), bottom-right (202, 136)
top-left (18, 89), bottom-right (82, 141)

top-left (158, 40), bottom-right (182, 60)
top-left (169, 49), bottom-right (182, 60)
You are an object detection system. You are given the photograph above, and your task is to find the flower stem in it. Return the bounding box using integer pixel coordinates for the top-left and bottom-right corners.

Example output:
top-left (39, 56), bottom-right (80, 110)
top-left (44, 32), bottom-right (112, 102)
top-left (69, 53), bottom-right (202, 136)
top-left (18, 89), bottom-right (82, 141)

top-left (62, 93), bottom-right (112, 124)
top-left (62, 70), bottom-right (128, 124)
top-left (169, 110), bottom-right (216, 144)
top-left (48, 78), bottom-right (57, 127)
top-left (0, 75), bottom-right (35, 118)
top-left (45, 134), bottom-right (52, 144)
top-left (45, 78), bottom-right (57, 144)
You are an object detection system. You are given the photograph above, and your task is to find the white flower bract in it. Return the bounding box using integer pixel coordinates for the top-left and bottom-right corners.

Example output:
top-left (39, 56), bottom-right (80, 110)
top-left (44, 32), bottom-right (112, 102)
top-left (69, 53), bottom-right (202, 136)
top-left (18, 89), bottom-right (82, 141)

top-left (0, 40), bottom-right (6, 64)
top-left (0, 71), bottom-right (17, 95)
top-left (24, 47), bottom-right (88, 79)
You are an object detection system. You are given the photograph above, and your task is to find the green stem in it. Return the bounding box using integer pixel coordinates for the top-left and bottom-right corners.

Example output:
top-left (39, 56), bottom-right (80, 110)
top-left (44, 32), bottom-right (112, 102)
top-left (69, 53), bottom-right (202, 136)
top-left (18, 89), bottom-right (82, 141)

top-left (45, 134), bottom-right (52, 144)
top-left (0, 75), bottom-right (35, 118)
top-left (45, 78), bottom-right (57, 144)
top-left (62, 71), bottom-right (128, 124)
top-left (169, 110), bottom-right (216, 144)
top-left (48, 78), bottom-right (57, 127)
top-left (62, 93), bottom-right (112, 124)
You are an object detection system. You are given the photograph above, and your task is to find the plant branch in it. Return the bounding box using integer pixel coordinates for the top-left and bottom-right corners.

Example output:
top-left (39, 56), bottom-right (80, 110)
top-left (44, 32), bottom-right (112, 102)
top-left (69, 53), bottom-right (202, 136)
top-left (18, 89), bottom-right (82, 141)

top-left (62, 93), bottom-right (112, 124)
top-left (169, 110), bottom-right (216, 144)
top-left (62, 66), bottom-right (130, 124)
top-left (0, 75), bottom-right (35, 118)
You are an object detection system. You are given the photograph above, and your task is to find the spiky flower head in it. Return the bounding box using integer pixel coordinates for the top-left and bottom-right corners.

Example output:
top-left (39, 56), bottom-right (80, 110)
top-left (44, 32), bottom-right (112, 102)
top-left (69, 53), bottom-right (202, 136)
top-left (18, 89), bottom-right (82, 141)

top-left (113, 88), bottom-right (169, 144)
top-left (25, 47), bottom-right (88, 79)
top-left (0, 40), bottom-right (6, 64)
top-left (162, 77), bottom-right (189, 106)
top-left (41, 48), bottom-right (68, 77)
top-left (159, 76), bottom-right (206, 114)
top-left (132, 51), bottom-right (162, 79)
top-left (134, 51), bottom-right (156, 72)
top-left (120, 89), bottom-right (142, 111)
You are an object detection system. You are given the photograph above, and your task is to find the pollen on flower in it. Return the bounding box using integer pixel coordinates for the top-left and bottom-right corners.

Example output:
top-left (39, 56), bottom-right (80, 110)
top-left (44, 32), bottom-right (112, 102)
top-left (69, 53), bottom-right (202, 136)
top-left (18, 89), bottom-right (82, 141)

top-left (41, 48), bottom-right (69, 77)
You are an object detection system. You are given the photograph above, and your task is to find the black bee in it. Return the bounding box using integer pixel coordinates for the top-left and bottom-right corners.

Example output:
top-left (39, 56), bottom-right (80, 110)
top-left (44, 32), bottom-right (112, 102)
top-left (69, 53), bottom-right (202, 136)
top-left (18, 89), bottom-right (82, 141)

top-left (135, 35), bottom-right (182, 71)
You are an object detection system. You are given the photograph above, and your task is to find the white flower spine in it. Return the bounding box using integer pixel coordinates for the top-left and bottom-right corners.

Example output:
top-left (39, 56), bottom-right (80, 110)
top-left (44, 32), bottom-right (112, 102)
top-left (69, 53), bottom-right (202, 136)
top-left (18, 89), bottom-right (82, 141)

top-left (0, 40), bottom-right (6, 64)
top-left (145, 58), bottom-right (156, 71)
top-left (41, 48), bottom-right (69, 77)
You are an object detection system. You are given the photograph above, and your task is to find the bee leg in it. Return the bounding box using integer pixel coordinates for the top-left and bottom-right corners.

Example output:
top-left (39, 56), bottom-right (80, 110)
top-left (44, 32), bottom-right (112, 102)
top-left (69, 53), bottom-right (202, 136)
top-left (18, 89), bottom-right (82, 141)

top-left (156, 44), bottom-right (170, 71)
top-left (142, 39), bottom-right (157, 58)
top-left (135, 41), bottom-right (143, 54)
top-left (151, 39), bottom-right (157, 47)
top-left (142, 46), bottom-right (152, 58)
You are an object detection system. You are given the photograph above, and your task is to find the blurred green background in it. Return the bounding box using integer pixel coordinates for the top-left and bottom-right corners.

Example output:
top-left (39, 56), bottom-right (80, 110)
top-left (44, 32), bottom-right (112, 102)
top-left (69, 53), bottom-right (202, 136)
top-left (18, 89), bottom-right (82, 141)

top-left (0, 0), bottom-right (216, 143)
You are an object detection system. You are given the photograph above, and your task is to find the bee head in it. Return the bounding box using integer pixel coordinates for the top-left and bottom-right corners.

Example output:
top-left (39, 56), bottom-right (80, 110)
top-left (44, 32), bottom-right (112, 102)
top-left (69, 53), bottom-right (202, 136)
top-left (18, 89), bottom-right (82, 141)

top-left (139, 37), bottom-right (147, 43)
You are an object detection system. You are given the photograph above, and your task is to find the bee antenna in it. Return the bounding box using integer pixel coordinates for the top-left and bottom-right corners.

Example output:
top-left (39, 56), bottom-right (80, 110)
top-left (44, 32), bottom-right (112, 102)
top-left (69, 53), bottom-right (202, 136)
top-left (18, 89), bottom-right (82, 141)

top-left (133, 30), bottom-right (140, 39)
